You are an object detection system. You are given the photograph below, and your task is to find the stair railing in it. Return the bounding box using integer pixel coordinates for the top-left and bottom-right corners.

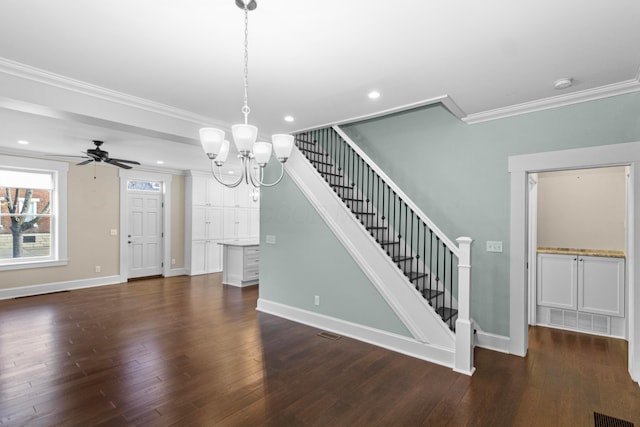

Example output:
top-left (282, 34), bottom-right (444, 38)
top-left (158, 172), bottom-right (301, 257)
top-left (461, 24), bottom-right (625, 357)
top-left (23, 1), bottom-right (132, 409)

top-left (294, 125), bottom-right (474, 375)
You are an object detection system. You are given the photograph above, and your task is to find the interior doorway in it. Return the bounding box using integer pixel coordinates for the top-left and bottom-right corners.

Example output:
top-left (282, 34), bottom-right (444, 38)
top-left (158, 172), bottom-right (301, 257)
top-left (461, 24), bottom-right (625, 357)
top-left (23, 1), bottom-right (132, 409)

top-left (508, 141), bottom-right (640, 383)
top-left (527, 166), bottom-right (629, 339)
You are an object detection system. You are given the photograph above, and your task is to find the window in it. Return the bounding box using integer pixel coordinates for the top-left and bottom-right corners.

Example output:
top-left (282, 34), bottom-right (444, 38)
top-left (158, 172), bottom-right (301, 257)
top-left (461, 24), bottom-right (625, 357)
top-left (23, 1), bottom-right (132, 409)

top-left (0, 156), bottom-right (68, 270)
top-left (127, 180), bottom-right (162, 192)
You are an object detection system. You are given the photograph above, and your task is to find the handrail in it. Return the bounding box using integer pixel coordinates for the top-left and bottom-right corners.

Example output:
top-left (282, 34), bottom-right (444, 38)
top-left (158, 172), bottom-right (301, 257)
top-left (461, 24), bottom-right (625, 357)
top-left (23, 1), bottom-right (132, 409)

top-left (333, 125), bottom-right (460, 258)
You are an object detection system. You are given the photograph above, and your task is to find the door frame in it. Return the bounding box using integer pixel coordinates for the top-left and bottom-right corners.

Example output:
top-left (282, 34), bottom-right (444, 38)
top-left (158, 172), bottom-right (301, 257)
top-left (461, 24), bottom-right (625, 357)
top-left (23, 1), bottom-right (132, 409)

top-left (119, 169), bottom-right (173, 281)
top-left (509, 141), bottom-right (640, 383)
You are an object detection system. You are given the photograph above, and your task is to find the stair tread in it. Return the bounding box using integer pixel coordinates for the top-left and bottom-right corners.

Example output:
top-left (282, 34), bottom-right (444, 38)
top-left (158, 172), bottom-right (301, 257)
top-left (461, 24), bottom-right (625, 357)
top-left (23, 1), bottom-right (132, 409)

top-left (379, 240), bottom-right (401, 246)
top-left (407, 271), bottom-right (428, 281)
top-left (366, 225), bottom-right (387, 230)
top-left (322, 171), bottom-right (343, 177)
top-left (298, 147), bottom-right (325, 155)
top-left (295, 138), bottom-right (316, 145)
top-left (392, 255), bottom-right (413, 262)
top-left (312, 160), bottom-right (334, 166)
top-left (342, 197), bottom-right (364, 202)
top-left (353, 211), bottom-right (375, 215)
top-left (435, 306), bottom-right (458, 322)
top-left (331, 183), bottom-right (353, 189)
top-left (421, 288), bottom-right (442, 299)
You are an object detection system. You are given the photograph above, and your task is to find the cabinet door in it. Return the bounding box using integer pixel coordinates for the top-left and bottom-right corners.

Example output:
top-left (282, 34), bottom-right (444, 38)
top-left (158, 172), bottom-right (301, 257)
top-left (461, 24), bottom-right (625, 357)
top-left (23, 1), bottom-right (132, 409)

top-left (206, 178), bottom-right (223, 206)
top-left (249, 208), bottom-right (260, 238)
top-left (206, 241), bottom-right (222, 273)
top-left (191, 206), bottom-right (207, 238)
top-left (223, 207), bottom-right (237, 238)
top-left (191, 176), bottom-right (208, 206)
top-left (190, 240), bottom-right (206, 275)
top-left (537, 254), bottom-right (577, 310)
top-left (205, 207), bottom-right (223, 239)
top-left (578, 256), bottom-right (625, 317)
top-left (236, 208), bottom-right (250, 238)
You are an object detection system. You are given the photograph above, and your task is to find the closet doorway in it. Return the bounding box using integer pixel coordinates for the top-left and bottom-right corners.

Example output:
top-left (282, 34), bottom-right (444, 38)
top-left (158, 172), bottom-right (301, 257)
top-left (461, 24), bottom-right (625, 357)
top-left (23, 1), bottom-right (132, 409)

top-left (527, 166), bottom-right (629, 339)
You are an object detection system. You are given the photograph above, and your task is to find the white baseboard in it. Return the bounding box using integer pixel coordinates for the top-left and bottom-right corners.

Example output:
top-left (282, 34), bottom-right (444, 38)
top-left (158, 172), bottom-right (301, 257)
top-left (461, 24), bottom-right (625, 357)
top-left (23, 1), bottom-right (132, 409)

top-left (0, 275), bottom-right (122, 300)
top-left (257, 298), bottom-right (455, 369)
top-left (474, 328), bottom-right (511, 354)
top-left (166, 268), bottom-right (187, 277)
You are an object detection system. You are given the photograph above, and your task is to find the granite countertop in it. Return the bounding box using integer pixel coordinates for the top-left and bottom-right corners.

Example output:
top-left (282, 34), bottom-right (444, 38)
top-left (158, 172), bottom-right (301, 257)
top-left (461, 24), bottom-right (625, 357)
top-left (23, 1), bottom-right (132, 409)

top-left (218, 239), bottom-right (260, 247)
top-left (537, 247), bottom-right (626, 258)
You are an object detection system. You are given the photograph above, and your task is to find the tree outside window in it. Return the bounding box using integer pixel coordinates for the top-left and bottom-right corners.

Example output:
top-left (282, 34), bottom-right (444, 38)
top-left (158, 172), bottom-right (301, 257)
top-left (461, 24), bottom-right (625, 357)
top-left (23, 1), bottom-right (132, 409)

top-left (0, 169), bottom-right (54, 260)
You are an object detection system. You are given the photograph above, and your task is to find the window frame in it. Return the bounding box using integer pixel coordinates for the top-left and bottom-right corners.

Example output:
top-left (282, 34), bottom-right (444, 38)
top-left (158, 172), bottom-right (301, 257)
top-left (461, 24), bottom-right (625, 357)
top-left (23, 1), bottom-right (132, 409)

top-left (0, 156), bottom-right (68, 271)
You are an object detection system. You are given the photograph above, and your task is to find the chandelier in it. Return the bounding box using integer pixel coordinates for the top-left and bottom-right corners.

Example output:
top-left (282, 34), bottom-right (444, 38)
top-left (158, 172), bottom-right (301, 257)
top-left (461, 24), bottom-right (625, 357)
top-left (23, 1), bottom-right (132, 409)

top-left (199, 0), bottom-right (294, 188)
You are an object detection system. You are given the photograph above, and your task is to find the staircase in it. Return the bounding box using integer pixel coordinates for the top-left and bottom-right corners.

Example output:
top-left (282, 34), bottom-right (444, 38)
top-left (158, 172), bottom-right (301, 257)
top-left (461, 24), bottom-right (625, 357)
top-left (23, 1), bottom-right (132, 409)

top-left (294, 127), bottom-right (460, 331)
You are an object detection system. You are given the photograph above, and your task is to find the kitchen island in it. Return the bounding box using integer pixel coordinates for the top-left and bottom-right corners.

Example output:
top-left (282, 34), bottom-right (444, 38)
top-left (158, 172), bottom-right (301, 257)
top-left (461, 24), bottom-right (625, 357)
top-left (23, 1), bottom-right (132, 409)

top-left (218, 240), bottom-right (259, 287)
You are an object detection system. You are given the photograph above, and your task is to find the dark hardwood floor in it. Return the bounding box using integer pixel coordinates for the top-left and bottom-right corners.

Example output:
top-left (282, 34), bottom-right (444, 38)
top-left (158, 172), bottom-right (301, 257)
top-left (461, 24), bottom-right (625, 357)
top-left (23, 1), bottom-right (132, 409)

top-left (1, 274), bottom-right (639, 426)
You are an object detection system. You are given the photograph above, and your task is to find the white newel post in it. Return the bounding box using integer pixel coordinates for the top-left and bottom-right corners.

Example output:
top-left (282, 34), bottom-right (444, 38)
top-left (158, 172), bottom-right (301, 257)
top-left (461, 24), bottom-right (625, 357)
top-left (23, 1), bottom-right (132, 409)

top-left (454, 237), bottom-right (475, 375)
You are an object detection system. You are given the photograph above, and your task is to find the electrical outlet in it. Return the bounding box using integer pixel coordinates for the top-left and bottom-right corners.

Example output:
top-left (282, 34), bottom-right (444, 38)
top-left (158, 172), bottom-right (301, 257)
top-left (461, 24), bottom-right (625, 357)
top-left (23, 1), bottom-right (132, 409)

top-left (171, 258), bottom-right (176, 265)
top-left (486, 241), bottom-right (503, 253)
top-left (314, 295), bottom-right (320, 306)
top-left (95, 265), bottom-right (101, 273)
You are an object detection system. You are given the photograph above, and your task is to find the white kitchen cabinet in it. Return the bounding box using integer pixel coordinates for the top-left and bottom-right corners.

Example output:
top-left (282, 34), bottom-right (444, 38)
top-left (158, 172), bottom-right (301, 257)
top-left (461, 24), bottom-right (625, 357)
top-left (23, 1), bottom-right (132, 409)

top-left (537, 253), bottom-right (625, 317)
top-left (220, 241), bottom-right (259, 287)
top-left (186, 172), bottom-right (260, 276)
top-left (537, 254), bottom-right (577, 310)
top-left (578, 256), bottom-right (625, 317)
top-left (190, 240), bottom-right (222, 275)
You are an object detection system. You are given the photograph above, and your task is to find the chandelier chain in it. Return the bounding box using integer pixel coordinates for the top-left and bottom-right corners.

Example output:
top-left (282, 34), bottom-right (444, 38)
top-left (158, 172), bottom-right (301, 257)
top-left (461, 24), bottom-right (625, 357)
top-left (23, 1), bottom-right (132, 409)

top-left (242, 5), bottom-right (250, 124)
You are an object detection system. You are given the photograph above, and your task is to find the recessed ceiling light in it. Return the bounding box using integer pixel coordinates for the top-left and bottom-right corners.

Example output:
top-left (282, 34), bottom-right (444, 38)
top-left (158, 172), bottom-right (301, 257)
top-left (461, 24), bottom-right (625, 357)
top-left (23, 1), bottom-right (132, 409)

top-left (17, 140), bottom-right (29, 145)
top-left (368, 91), bottom-right (381, 100)
top-left (156, 160), bottom-right (164, 165)
top-left (553, 78), bottom-right (573, 90)
top-left (284, 115), bottom-right (294, 122)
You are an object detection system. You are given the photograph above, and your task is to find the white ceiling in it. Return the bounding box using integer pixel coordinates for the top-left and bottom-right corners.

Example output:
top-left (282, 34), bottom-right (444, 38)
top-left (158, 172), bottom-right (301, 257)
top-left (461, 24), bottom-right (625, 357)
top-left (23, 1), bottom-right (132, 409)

top-left (0, 0), bottom-right (639, 172)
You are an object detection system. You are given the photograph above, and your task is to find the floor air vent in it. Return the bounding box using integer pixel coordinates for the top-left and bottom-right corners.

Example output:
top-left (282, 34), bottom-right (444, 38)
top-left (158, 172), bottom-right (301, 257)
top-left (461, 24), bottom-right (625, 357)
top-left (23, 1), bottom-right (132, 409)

top-left (548, 309), bottom-right (610, 335)
top-left (594, 412), bottom-right (634, 427)
top-left (318, 331), bottom-right (342, 341)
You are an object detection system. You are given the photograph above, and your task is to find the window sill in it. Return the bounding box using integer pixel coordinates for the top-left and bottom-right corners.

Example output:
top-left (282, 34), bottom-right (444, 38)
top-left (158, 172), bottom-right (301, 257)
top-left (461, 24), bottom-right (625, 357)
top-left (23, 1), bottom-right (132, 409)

top-left (0, 259), bottom-right (69, 272)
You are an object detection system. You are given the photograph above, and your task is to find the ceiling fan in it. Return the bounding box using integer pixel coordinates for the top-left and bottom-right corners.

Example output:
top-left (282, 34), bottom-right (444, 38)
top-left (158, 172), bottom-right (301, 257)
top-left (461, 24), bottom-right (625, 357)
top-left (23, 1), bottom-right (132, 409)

top-left (71, 140), bottom-right (141, 169)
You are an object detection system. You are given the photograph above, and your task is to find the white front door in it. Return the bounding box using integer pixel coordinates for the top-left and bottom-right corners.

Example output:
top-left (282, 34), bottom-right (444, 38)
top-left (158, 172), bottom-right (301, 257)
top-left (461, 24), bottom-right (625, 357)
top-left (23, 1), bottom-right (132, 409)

top-left (127, 192), bottom-right (163, 278)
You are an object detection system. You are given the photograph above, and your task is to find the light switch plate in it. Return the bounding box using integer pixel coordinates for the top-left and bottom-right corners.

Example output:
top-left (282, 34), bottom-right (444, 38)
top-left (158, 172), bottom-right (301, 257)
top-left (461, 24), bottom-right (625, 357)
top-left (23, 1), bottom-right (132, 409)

top-left (486, 241), bottom-right (503, 253)
top-left (110, 229), bottom-right (118, 236)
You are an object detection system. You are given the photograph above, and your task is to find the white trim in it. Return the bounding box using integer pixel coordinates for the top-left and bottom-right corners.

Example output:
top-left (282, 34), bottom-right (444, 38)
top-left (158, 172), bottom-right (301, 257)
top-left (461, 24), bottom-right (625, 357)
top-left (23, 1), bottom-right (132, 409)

top-left (0, 57), bottom-right (219, 128)
top-left (165, 267), bottom-right (187, 277)
top-left (284, 146), bottom-right (455, 348)
top-left (474, 329), bottom-right (511, 354)
top-left (0, 275), bottom-right (121, 300)
top-left (508, 141), bottom-right (640, 384)
top-left (118, 170), bottom-right (173, 281)
top-left (293, 95), bottom-right (467, 134)
top-left (257, 298), bottom-right (455, 369)
top-left (0, 155), bottom-right (68, 270)
top-left (464, 79), bottom-right (640, 124)
top-left (333, 125), bottom-right (461, 258)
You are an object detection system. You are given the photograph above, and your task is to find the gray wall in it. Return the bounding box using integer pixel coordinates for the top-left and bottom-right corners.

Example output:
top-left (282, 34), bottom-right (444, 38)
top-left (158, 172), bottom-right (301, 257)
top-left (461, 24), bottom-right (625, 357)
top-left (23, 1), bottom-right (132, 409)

top-left (259, 173), bottom-right (411, 337)
top-left (261, 92), bottom-right (640, 337)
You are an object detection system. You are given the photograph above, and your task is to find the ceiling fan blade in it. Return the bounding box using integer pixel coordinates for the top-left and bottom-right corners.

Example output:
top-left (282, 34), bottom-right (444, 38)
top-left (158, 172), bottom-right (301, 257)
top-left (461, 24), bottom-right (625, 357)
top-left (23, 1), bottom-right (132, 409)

top-left (76, 159), bottom-right (94, 166)
top-left (105, 159), bottom-right (133, 169)
top-left (108, 158), bottom-right (141, 165)
top-left (48, 154), bottom-right (90, 159)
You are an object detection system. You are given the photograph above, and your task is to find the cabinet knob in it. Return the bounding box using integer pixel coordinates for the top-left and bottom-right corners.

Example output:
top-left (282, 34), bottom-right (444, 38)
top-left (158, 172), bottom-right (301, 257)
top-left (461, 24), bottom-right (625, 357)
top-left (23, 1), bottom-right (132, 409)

top-left (579, 258), bottom-right (583, 262)
top-left (573, 258), bottom-right (577, 261)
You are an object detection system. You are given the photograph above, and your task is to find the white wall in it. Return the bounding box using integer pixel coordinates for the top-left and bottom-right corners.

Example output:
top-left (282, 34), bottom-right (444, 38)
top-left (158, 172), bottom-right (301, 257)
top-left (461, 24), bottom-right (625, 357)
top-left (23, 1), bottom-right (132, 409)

top-left (537, 166), bottom-right (627, 251)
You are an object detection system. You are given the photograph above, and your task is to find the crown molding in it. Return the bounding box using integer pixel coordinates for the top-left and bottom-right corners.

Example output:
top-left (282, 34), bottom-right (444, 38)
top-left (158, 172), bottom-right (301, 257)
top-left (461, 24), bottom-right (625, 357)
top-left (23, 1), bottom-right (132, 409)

top-left (0, 57), bottom-right (226, 128)
top-left (463, 77), bottom-right (640, 124)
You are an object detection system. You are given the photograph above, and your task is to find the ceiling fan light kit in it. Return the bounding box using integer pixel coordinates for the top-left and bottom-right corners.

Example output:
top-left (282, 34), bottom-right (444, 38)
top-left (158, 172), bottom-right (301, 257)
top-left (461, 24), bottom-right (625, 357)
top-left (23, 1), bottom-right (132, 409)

top-left (199, 0), bottom-right (294, 189)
